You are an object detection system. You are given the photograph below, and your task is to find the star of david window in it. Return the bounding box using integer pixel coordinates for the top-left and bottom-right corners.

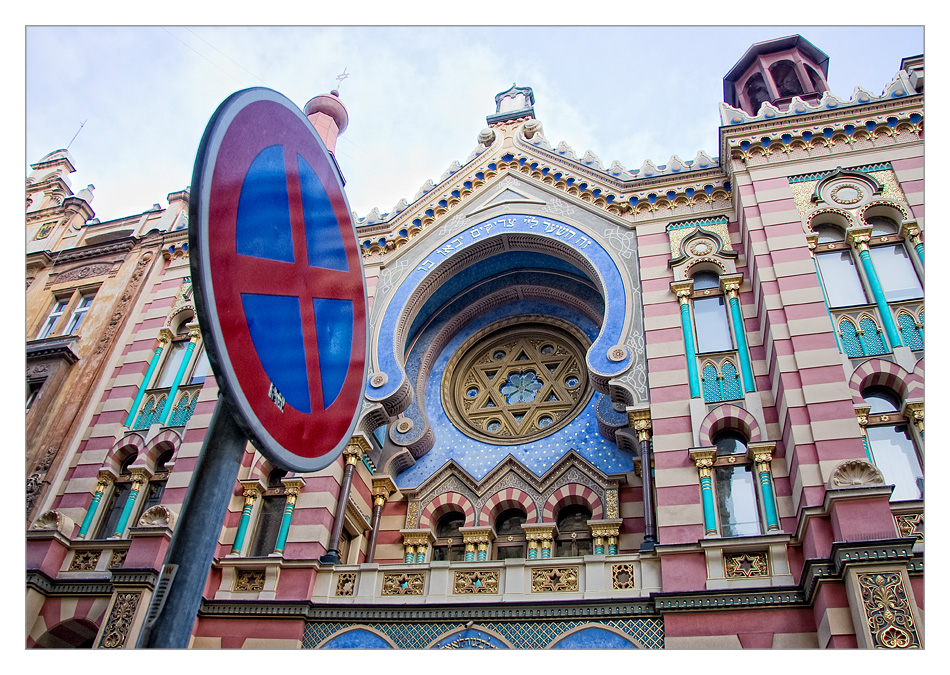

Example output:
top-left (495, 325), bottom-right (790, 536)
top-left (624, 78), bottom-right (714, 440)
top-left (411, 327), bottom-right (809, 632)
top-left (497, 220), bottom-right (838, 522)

top-left (442, 321), bottom-right (592, 444)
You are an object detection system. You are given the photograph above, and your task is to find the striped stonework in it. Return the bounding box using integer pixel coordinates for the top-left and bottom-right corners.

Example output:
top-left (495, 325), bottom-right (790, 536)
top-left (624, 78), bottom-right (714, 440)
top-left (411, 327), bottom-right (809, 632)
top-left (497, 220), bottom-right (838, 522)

top-left (697, 403), bottom-right (763, 446)
top-left (848, 358), bottom-right (922, 403)
top-left (478, 488), bottom-right (539, 526)
top-left (541, 483), bottom-right (605, 522)
top-left (417, 492), bottom-right (477, 531)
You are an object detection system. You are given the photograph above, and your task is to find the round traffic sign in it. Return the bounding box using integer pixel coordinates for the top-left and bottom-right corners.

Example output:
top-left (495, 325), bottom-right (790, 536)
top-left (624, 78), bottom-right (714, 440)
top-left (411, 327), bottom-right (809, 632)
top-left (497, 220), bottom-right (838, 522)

top-left (190, 88), bottom-right (368, 472)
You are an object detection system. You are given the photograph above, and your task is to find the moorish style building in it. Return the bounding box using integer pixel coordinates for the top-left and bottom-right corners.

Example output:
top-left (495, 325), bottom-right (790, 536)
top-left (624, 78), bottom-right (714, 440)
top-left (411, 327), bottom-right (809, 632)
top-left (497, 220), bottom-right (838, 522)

top-left (26, 34), bottom-right (924, 649)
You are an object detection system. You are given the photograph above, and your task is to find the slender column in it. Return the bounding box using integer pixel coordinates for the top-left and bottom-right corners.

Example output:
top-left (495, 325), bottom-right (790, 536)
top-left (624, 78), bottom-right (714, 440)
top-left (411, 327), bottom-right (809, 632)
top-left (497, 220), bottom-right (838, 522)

top-left (273, 478), bottom-right (305, 555)
top-left (589, 521), bottom-right (622, 555)
top-left (77, 472), bottom-right (115, 538)
top-left (721, 274), bottom-right (755, 392)
top-left (464, 542), bottom-right (476, 562)
top-left (749, 443), bottom-right (780, 532)
top-left (157, 328), bottom-right (200, 424)
top-left (689, 448), bottom-right (718, 536)
top-left (414, 542), bottom-right (428, 564)
top-left (320, 437), bottom-right (368, 564)
top-left (855, 406), bottom-right (874, 462)
top-left (848, 230), bottom-right (902, 349)
top-left (231, 482), bottom-right (263, 555)
top-left (539, 539), bottom-right (552, 559)
top-left (400, 531), bottom-right (433, 563)
top-left (124, 332), bottom-right (169, 427)
top-left (366, 475), bottom-right (397, 564)
top-left (460, 527), bottom-right (494, 562)
top-left (404, 543), bottom-right (416, 564)
top-left (900, 221), bottom-right (924, 266)
top-left (527, 539), bottom-right (539, 559)
top-left (671, 280), bottom-right (701, 398)
top-left (111, 469), bottom-right (151, 538)
top-left (903, 401), bottom-right (924, 440)
top-left (630, 409), bottom-right (657, 551)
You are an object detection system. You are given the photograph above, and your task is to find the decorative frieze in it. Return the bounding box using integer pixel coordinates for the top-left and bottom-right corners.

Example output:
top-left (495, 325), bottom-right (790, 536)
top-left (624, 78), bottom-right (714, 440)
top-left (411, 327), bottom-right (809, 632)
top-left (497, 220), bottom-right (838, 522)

top-left (894, 513), bottom-right (923, 542)
top-left (99, 592), bottom-right (141, 649)
top-left (68, 550), bottom-right (102, 572)
top-left (857, 571), bottom-right (921, 648)
top-left (453, 570), bottom-right (499, 594)
top-left (612, 563), bottom-right (636, 590)
top-left (724, 551), bottom-right (770, 579)
top-left (233, 569), bottom-right (266, 592)
top-left (335, 573), bottom-right (356, 597)
top-left (382, 572), bottom-right (426, 596)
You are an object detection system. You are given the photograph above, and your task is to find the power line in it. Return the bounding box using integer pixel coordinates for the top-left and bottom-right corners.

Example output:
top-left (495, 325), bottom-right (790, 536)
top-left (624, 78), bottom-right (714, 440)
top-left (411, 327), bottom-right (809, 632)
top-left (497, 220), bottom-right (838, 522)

top-left (183, 27), bottom-right (270, 87)
top-left (160, 27), bottom-right (248, 88)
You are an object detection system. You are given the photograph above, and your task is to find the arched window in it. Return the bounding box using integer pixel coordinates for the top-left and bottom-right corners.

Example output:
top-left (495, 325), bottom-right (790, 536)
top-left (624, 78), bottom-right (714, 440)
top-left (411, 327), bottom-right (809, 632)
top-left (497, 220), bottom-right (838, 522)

top-left (896, 310), bottom-right (924, 350)
top-left (554, 505), bottom-right (593, 557)
top-left (154, 340), bottom-right (188, 388)
top-left (868, 244), bottom-right (923, 301)
top-left (815, 224), bottom-right (845, 244)
top-left (249, 469), bottom-right (288, 557)
top-left (867, 215), bottom-right (899, 236)
top-left (713, 431), bottom-right (761, 537)
top-left (691, 272), bottom-right (733, 354)
top-left (862, 387), bottom-right (922, 501)
top-left (137, 449), bottom-right (173, 520)
top-left (806, 65), bottom-right (825, 91)
top-left (493, 508), bottom-right (527, 560)
top-left (770, 60), bottom-right (804, 97)
top-left (745, 73), bottom-right (770, 113)
top-left (95, 453), bottom-right (138, 539)
top-left (431, 512), bottom-right (466, 562)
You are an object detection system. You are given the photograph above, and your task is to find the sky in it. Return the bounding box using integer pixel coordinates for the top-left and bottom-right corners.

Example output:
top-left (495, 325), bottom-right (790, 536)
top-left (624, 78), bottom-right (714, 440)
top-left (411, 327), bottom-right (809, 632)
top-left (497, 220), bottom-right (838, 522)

top-left (23, 25), bottom-right (924, 224)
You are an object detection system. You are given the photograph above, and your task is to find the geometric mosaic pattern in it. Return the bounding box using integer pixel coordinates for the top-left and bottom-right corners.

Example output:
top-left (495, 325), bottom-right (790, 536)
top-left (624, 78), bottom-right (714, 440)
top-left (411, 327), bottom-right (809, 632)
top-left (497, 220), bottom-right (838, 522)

top-left (302, 617), bottom-right (665, 649)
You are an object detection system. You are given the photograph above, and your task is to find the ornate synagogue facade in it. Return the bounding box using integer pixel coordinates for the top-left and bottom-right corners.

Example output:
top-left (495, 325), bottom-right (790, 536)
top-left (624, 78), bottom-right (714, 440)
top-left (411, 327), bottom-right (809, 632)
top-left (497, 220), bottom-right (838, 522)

top-left (27, 35), bottom-right (923, 649)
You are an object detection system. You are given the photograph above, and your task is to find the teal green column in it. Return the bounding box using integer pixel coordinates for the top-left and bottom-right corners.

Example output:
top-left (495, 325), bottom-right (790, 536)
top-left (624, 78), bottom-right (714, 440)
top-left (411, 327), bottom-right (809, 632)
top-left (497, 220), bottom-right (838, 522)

top-left (111, 471), bottom-right (147, 537)
top-left (231, 487), bottom-right (260, 555)
top-left (855, 243), bottom-right (902, 349)
top-left (77, 475), bottom-right (112, 538)
top-left (914, 241), bottom-right (924, 265)
top-left (753, 454), bottom-right (780, 532)
top-left (157, 336), bottom-right (198, 425)
top-left (901, 225), bottom-right (924, 266)
top-left (124, 339), bottom-right (166, 427)
top-left (674, 286), bottom-right (701, 398)
top-left (691, 451), bottom-right (718, 536)
top-left (725, 285), bottom-right (755, 393)
top-left (273, 484), bottom-right (301, 555)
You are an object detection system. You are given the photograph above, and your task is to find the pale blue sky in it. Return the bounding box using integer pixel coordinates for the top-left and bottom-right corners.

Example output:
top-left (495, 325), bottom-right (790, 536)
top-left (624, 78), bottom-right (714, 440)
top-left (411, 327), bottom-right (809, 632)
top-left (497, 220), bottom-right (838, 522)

top-left (25, 25), bottom-right (923, 223)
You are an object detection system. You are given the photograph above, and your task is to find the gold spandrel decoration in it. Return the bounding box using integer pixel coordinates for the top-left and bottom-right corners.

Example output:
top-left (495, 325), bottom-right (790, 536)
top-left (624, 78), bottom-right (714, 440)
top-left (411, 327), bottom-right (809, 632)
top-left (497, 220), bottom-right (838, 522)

top-left (667, 221), bottom-right (732, 259)
top-left (531, 566), bottom-right (579, 593)
top-left (406, 502), bottom-right (419, 529)
top-left (453, 569), bottom-right (500, 594)
top-left (68, 550), bottom-right (102, 572)
top-left (335, 572), bottom-right (356, 596)
top-left (724, 551), bottom-right (770, 578)
top-left (895, 513), bottom-right (923, 541)
top-left (234, 568), bottom-right (266, 592)
top-left (858, 571), bottom-right (921, 648)
top-left (382, 572), bottom-right (426, 596)
top-left (605, 489), bottom-right (620, 519)
top-left (612, 563), bottom-right (636, 590)
top-left (99, 592), bottom-right (141, 649)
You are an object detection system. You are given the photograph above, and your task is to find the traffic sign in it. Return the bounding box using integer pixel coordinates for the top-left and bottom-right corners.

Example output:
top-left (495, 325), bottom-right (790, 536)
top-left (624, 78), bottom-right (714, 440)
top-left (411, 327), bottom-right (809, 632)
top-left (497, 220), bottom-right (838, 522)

top-left (189, 88), bottom-right (368, 472)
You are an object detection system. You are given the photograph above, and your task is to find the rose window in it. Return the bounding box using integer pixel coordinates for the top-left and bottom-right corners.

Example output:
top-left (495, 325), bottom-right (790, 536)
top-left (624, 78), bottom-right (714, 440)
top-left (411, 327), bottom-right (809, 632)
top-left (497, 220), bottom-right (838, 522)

top-left (442, 321), bottom-right (592, 444)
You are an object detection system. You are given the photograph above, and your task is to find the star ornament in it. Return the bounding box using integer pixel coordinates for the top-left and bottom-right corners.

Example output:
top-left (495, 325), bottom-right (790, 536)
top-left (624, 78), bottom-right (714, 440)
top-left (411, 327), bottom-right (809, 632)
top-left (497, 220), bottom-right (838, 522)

top-left (501, 371), bottom-right (542, 404)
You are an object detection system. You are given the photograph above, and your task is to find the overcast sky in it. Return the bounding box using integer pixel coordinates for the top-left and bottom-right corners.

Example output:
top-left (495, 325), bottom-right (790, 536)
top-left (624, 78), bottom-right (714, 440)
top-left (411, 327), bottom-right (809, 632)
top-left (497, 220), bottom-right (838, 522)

top-left (24, 25), bottom-right (923, 224)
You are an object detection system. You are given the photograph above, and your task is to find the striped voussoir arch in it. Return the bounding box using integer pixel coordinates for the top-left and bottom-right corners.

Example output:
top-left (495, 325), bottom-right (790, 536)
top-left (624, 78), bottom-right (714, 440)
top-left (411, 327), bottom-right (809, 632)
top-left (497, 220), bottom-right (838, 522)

top-left (103, 432), bottom-right (147, 474)
top-left (542, 484), bottom-right (604, 523)
top-left (142, 429), bottom-right (183, 471)
top-left (418, 492), bottom-right (476, 531)
top-left (27, 595), bottom-right (111, 648)
top-left (849, 358), bottom-right (917, 402)
top-left (478, 488), bottom-right (539, 526)
top-left (698, 404), bottom-right (762, 447)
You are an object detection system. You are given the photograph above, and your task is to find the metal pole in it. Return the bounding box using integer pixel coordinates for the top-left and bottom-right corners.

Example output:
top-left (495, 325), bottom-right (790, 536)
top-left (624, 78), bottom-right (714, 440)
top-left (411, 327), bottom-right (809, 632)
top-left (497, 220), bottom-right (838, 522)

top-left (136, 395), bottom-right (247, 648)
top-left (365, 496), bottom-right (384, 563)
top-left (320, 456), bottom-right (356, 564)
top-left (639, 437), bottom-right (657, 551)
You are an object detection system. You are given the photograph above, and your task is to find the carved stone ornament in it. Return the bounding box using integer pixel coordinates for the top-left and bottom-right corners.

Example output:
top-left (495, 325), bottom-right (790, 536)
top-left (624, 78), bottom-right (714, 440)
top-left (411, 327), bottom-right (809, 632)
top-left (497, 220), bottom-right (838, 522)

top-left (136, 504), bottom-right (177, 529)
top-left (829, 459), bottom-right (886, 488)
top-left (100, 592), bottom-right (141, 649)
top-left (30, 509), bottom-right (75, 536)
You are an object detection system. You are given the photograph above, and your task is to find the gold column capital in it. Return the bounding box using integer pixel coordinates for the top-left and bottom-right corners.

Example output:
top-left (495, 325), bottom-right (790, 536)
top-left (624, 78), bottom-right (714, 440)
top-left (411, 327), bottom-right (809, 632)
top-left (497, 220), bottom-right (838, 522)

top-left (281, 477), bottom-right (306, 500)
top-left (628, 408), bottom-right (652, 442)
top-left (670, 279), bottom-right (694, 303)
top-left (400, 529), bottom-right (435, 548)
top-left (371, 474), bottom-right (398, 502)
top-left (521, 523), bottom-right (557, 542)
top-left (854, 405), bottom-right (871, 429)
top-left (899, 220), bottom-right (921, 243)
top-left (157, 327), bottom-right (174, 345)
top-left (846, 225), bottom-right (873, 250)
top-left (902, 401), bottom-right (923, 435)
top-left (239, 478), bottom-right (266, 504)
top-left (747, 442), bottom-right (776, 467)
top-left (129, 468), bottom-right (152, 489)
top-left (689, 448), bottom-right (717, 477)
top-left (96, 470), bottom-right (117, 489)
top-left (588, 519), bottom-right (622, 538)
top-left (458, 526), bottom-right (495, 545)
top-left (344, 434), bottom-right (372, 463)
top-left (719, 273), bottom-right (743, 297)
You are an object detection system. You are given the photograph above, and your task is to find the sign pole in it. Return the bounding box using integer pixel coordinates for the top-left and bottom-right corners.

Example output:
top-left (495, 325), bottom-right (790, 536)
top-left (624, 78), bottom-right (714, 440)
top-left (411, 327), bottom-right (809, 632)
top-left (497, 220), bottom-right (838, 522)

top-left (136, 395), bottom-right (247, 648)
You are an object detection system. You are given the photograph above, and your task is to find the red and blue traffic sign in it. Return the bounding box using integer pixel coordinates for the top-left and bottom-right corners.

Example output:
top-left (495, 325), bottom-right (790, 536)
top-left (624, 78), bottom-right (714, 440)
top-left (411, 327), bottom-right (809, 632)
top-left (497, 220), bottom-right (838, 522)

top-left (189, 88), bottom-right (368, 472)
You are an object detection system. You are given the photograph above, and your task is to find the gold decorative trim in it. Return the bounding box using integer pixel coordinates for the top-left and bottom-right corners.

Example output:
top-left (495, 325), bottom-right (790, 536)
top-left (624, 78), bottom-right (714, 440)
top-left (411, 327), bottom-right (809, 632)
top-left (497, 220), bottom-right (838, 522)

top-left (530, 566), bottom-right (579, 593)
top-left (724, 551), bottom-right (770, 578)
top-left (858, 571), bottom-right (921, 648)
top-left (109, 549), bottom-right (127, 569)
top-left (894, 513), bottom-right (923, 541)
top-left (68, 550), bottom-right (102, 572)
top-left (100, 592), bottom-right (141, 649)
top-left (233, 568), bottom-right (266, 592)
top-left (453, 569), bottom-right (500, 594)
top-left (612, 563), bottom-right (636, 589)
top-left (335, 572), bottom-right (356, 596)
top-left (382, 572), bottom-right (426, 596)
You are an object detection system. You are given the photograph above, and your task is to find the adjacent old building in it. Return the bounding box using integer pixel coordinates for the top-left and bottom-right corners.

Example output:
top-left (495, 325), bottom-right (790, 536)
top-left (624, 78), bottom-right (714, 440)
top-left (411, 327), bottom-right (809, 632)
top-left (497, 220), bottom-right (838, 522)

top-left (27, 35), bottom-right (923, 649)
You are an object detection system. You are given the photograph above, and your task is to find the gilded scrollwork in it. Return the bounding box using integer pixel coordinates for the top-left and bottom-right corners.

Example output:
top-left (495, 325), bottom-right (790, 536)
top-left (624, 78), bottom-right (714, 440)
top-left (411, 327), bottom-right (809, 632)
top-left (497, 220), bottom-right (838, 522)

top-left (612, 563), bottom-right (636, 590)
top-left (453, 570), bottom-right (499, 594)
top-left (68, 550), bottom-right (102, 572)
top-left (724, 551), bottom-right (770, 578)
top-left (335, 572), bottom-right (356, 596)
top-left (382, 572), bottom-right (426, 596)
top-left (234, 569), bottom-right (266, 592)
top-left (531, 566), bottom-right (579, 593)
top-left (858, 571), bottom-right (921, 648)
top-left (100, 592), bottom-right (141, 649)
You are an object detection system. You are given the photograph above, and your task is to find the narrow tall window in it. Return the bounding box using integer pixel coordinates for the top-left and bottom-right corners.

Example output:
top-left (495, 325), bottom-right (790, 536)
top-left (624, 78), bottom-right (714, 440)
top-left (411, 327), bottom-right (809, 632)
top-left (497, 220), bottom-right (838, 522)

top-left (815, 251), bottom-right (868, 307)
top-left (188, 346), bottom-right (211, 385)
top-left (554, 505), bottom-right (593, 557)
top-left (38, 298), bottom-right (69, 339)
top-left (63, 292), bottom-right (95, 334)
top-left (249, 469), bottom-right (287, 557)
top-left (493, 508), bottom-right (527, 560)
top-left (431, 512), bottom-right (466, 562)
top-left (863, 387), bottom-right (923, 501)
top-left (713, 431), bottom-right (761, 537)
top-left (154, 341), bottom-right (188, 388)
top-left (692, 272), bottom-right (733, 353)
top-left (869, 245), bottom-right (923, 301)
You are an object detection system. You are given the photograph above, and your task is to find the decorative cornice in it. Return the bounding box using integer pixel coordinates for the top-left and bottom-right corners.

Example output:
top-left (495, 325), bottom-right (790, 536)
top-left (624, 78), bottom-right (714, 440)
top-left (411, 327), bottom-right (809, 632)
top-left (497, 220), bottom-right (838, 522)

top-left (26, 336), bottom-right (80, 364)
top-left (49, 238), bottom-right (136, 266)
top-left (25, 570), bottom-right (114, 597)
